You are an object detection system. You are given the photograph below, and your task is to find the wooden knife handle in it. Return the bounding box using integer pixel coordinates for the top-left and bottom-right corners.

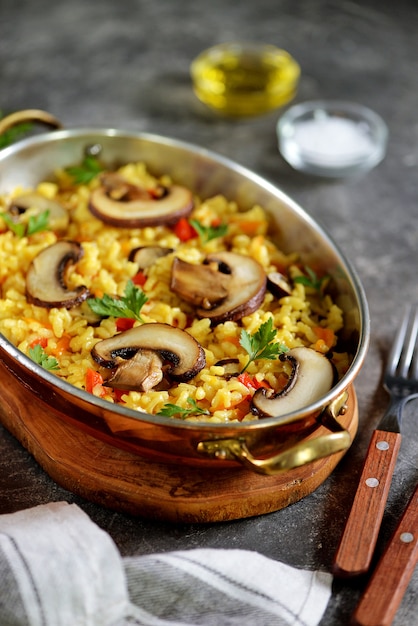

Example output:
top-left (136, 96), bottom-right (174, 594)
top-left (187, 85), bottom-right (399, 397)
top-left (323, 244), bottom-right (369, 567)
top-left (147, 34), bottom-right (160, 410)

top-left (333, 429), bottom-right (402, 577)
top-left (351, 482), bottom-right (418, 626)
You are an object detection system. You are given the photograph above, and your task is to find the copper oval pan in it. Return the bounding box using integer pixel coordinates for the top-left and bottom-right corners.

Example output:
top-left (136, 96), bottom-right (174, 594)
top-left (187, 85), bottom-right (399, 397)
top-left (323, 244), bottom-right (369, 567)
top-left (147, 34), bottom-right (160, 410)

top-left (0, 111), bottom-right (369, 474)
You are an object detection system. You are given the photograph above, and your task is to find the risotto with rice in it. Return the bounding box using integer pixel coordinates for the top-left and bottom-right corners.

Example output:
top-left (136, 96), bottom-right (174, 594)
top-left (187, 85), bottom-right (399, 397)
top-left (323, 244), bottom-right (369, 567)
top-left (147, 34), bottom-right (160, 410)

top-left (0, 159), bottom-right (349, 423)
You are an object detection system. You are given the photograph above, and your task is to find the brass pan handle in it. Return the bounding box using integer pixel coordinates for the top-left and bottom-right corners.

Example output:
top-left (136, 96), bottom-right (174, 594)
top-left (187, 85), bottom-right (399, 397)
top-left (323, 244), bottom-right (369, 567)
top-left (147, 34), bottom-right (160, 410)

top-left (197, 431), bottom-right (351, 475)
top-left (0, 109), bottom-right (62, 137)
top-left (197, 392), bottom-right (352, 476)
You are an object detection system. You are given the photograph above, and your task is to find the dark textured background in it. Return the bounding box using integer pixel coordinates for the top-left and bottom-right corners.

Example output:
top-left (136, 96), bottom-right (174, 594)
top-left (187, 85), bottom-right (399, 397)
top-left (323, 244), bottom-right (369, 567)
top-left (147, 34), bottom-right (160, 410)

top-left (1, 1), bottom-right (417, 623)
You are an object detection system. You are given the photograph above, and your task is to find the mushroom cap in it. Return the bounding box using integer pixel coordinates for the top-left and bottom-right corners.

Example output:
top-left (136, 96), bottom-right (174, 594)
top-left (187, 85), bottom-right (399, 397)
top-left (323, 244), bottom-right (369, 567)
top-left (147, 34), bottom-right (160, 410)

top-left (106, 349), bottom-right (165, 391)
top-left (170, 257), bottom-right (230, 309)
top-left (266, 271), bottom-right (292, 299)
top-left (196, 252), bottom-right (267, 324)
top-left (251, 346), bottom-right (334, 418)
top-left (129, 245), bottom-right (173, 269)
top-left (9, 192), bottom-right (69, 234)
top-left (91, 322), bottom-right (206, 389)
top-left (26, 240), bottom-right (90, 309)
top-left (89, 173), bottom-right (194, 227)
top-left (170, 251), bottom-right (266, 325)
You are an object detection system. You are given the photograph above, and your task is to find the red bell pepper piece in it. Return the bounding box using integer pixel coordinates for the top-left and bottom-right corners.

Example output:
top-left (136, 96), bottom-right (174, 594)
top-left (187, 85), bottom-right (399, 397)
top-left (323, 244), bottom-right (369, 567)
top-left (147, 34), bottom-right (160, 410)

top-left (85, 368), bottom-right (104, 394)
top-left (173, 217), bottom-right (197, 242)
top-left (116, 317), bottom-right (136, 332)
top-left (131, 271), bottom-right (147, 287)
top-left (237, 372), bottom-right (271, 391)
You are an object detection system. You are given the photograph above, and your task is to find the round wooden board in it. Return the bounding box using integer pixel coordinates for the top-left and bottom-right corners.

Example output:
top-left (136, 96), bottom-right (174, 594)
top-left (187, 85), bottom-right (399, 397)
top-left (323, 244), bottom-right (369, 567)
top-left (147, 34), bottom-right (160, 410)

top-left (0, 363), bottom-right (358, 523)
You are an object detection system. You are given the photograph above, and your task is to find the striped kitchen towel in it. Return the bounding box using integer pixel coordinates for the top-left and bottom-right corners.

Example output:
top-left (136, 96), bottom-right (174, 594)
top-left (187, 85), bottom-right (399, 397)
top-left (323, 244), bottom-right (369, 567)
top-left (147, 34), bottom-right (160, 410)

top-left (0, 502), bottom-right (332, 626)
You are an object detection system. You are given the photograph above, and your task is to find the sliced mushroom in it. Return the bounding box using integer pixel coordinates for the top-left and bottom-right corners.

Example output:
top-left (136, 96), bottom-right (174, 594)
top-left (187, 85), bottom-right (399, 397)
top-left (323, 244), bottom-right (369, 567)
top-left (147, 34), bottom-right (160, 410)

top-left (171, 251), bottom-right (266, 325)
top-left (91, 322), bottom-right (206, 391)
top-left (89, 172), bottom-right (193, 227)
top-left (129, 245), bottom-right (173, 269)
top-left (26, 241), bottom-right (90, 309)
top-left (267, 271), bottom-right (292, 299)
top-left (105, 349), bottom-right (165, 391)
top-left (170, 257), bottom-right (230, 309)
top-left (214, 357), bottom-right (241, 377)
top-left (251, 347), bottom-right (334, 418)
top-left (8, 192), bottom-right (69, 233)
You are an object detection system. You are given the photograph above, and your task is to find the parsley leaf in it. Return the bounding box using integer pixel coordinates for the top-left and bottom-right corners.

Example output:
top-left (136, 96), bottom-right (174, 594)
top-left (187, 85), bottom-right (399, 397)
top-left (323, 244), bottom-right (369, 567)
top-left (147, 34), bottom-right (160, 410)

top-left (0, 212), bottom-right (25, 237)
top-left (65, 155), bottom-right (104, 185)
top-left (157, 397), bottom-right (210, 419)
top-left (27, 210), bottom-right (50, 235)
top-left (239, 317), bottom-right (288, 373)
top-left (1, 209), bottom-right (50, 238)
top-left (87, 280), bottom-right (148, 322)
top-left (293, 266), bottom-right (328, 292)
top-left (189, 219), bottom-right (228, 244)
top-left (28, 344), bottom-right (60, 371)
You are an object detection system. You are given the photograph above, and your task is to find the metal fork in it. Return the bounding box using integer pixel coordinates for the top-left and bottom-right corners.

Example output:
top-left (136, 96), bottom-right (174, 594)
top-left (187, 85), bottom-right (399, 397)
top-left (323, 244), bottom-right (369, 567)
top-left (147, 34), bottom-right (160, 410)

top-left (333, 303), bottom-right (418, 578)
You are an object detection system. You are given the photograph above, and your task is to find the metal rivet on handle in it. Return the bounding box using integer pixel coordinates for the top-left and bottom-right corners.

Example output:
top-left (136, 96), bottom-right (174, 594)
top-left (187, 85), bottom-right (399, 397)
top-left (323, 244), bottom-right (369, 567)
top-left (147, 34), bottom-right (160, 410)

top-left (365, 478), bottom-right (379, 488)
top-left (400, 532), bottom-right (414, 543)
top-left (376, 441), bottom-right (390, 451)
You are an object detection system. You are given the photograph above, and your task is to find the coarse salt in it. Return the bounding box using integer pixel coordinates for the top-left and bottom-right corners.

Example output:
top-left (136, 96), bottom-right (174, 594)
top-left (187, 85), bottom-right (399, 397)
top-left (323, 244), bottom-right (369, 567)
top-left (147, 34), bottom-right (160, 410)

top-left (292, 114), bottom-right (375, 166)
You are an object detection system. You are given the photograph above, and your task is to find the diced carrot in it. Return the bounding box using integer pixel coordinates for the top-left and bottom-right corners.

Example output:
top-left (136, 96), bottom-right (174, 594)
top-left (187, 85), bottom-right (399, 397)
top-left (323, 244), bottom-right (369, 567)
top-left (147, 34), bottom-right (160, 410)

top-left (313, 339), bottom-right (329, 353)
top-left (234, 398), bottom-right (251, 421)
top-left (50, 334), bottom-right (71, 356)
top-left (29, 336), bottom-right (48, 349)
top-left (237, 220), bottom-right (264, 236)
top-left (222, 336), bottom-right (241, 347)
top-left (24, 318), bottom-right (53, 329)
top-left (313, 326), bottom-right (335, 349)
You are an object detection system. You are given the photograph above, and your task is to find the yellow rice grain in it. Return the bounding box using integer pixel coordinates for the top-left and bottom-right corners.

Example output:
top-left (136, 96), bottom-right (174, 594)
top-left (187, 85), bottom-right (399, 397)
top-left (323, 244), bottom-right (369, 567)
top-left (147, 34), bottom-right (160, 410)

top-left (0, 160), bottom-right (350, 423)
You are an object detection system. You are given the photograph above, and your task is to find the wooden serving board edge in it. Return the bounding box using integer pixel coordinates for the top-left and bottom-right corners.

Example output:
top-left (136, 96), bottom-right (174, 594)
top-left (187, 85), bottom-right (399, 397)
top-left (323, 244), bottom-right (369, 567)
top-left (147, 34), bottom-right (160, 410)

top-left (0, 364), bottom-right (358, 523)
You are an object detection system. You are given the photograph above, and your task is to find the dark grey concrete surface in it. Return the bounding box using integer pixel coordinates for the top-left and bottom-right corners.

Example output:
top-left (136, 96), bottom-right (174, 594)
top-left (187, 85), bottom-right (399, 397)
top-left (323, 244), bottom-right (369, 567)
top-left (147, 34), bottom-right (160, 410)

top-left (0, 0), bottom-right (417, 623)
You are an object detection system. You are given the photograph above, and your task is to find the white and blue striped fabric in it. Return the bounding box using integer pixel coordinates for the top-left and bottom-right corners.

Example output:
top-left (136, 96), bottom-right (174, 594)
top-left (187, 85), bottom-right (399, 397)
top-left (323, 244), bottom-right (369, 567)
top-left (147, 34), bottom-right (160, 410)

top-left (0, 502), bottom-right (332, 626)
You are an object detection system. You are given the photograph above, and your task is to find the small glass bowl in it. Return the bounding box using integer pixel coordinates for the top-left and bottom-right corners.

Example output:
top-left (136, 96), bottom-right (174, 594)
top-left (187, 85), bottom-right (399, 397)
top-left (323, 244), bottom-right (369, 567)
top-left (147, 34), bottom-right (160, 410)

top-left (190, 42), bottom-right (300, 117)
top-left (277, 100), bottom-right (388, 177)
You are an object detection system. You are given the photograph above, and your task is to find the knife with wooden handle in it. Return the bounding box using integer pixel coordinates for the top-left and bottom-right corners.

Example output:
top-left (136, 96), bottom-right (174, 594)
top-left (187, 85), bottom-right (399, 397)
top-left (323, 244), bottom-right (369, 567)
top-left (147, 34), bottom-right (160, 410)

top-left (333, 428), bottom-right (402, 577)
top-left (351, 482), bottom-right (418, 626)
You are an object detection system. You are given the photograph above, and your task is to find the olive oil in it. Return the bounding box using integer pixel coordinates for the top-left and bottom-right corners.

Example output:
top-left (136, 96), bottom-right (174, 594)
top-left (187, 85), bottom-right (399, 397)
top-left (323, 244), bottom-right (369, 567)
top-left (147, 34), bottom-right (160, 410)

top-left (191, 43), bottom-right (300, 117)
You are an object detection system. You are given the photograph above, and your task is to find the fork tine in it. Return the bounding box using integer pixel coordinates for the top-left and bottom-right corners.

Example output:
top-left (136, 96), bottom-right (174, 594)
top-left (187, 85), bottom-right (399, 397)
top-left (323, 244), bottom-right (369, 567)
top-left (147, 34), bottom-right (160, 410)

top-left (410, 307), bottom-right (418, 378)
top-left (387, 304), bottom-right (412, 376)
top-left (399, 305), bottom-right (418, 378)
